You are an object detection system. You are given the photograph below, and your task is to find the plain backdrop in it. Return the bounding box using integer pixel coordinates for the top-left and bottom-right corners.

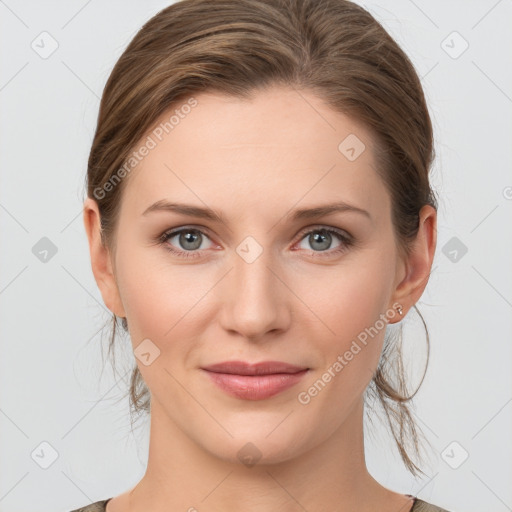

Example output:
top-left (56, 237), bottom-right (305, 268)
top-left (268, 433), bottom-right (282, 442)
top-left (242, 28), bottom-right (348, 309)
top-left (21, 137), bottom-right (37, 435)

top-left (0, 1), bottom-right (511, 511)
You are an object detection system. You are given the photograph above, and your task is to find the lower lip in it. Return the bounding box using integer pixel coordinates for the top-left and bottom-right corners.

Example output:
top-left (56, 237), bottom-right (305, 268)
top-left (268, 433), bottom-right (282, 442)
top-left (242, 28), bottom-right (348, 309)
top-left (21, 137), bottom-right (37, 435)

top-left (202, 369), bottom-right (309, 400)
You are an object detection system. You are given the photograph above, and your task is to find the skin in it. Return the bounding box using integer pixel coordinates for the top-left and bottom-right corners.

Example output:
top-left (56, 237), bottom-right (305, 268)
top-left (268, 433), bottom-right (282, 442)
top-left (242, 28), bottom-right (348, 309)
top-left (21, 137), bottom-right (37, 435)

top-left (83, 85), bottom-right (436, 512)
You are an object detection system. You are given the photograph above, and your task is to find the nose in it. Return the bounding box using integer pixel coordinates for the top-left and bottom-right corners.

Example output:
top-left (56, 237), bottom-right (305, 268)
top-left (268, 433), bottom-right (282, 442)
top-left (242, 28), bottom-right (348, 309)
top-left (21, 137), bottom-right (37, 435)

top-left (218, 243), bottom-right (291, 342)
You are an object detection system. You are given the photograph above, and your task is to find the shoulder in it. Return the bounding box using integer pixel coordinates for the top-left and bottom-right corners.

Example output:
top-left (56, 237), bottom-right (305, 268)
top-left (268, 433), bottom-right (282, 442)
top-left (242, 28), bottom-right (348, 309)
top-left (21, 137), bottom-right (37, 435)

top-left (412, 497), bottom-right (452, 512)
top-left (69, 499), bottom-right (111, 512)
top-left (68, 496), bottom-right (454, 512)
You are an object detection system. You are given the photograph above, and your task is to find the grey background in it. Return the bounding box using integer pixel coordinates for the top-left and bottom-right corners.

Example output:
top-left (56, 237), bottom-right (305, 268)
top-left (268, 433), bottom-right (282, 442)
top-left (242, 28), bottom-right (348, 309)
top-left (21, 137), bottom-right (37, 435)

top-left (0, 1), bottom-right (511, 511)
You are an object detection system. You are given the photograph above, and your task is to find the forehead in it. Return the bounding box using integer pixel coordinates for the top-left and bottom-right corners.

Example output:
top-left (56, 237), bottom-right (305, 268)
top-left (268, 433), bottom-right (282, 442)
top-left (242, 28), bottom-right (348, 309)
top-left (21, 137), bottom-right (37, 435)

top-left (120, 86), bottom-right (390, 221)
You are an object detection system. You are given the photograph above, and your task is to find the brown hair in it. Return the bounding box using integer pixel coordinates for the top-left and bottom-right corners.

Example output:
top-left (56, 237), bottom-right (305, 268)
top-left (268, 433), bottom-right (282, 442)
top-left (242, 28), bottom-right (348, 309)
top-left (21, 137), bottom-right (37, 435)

top-left (85, 0), bottom-right (437, 476)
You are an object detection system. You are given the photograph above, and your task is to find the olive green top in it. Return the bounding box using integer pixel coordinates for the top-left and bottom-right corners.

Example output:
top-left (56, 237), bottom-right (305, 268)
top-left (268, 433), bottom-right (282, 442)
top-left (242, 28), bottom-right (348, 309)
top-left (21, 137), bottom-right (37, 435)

top-left (69, 495), bottom-right (452, 511)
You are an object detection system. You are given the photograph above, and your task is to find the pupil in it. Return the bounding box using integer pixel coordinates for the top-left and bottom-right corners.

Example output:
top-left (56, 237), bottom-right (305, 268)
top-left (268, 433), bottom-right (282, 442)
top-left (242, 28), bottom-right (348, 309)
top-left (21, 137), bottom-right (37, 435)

top-left (181, 230), bottom-right (201, 250)
top-left (312, 231), bottom-right (330, 251)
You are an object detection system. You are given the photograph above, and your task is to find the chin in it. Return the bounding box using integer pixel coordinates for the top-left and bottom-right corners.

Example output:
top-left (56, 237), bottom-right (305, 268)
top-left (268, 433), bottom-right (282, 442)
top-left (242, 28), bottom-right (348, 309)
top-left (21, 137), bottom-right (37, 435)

top-left (201, 423), bottom-right (311, 468)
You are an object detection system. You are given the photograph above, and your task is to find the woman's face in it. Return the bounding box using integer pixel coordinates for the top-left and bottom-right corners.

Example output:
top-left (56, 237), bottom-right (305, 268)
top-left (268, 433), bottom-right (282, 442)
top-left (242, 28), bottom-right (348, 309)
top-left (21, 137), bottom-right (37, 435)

top-left (88, 86), bottom-right (420, 464)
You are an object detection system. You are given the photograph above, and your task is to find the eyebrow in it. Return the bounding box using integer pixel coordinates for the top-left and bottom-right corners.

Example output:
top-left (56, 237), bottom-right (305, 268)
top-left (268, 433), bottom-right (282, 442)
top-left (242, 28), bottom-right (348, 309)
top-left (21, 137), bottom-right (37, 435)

top-left (142, 200), bottom-right (371, 222)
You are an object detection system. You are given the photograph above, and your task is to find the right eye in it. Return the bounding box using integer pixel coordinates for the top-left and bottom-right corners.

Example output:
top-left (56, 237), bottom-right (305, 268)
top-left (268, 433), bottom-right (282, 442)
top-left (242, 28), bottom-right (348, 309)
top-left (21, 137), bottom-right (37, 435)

top-left (158, 227), bottom-right (215, 259)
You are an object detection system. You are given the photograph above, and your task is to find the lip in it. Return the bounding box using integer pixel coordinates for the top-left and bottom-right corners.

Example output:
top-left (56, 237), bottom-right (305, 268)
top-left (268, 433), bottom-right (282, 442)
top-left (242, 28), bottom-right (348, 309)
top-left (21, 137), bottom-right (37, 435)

top-left (202, 360), bottom-right (308, 375)
top-left (201, 360), bottom-right (309, 400)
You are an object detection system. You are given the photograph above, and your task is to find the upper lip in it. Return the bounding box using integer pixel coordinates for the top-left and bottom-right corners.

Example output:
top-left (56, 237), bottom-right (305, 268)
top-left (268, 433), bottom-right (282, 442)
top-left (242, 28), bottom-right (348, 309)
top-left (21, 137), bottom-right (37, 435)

top-left (202, 360), bottom-right (308, 376)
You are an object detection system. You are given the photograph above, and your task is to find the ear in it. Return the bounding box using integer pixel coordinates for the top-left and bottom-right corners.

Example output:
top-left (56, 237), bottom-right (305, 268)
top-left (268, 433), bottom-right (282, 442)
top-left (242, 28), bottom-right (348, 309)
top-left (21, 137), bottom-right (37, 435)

top-left (83, 197), bottom-right (126, 318)
top-left (388, 204), bottom-right (437, 322)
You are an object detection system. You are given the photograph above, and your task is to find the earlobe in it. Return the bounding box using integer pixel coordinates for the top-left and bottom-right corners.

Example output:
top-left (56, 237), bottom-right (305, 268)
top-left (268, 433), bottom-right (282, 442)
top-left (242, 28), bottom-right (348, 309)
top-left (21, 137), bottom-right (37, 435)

top-left (388, 205), bottom-right (437, 322)
top-left (83, 197), bottom-right (126, 318)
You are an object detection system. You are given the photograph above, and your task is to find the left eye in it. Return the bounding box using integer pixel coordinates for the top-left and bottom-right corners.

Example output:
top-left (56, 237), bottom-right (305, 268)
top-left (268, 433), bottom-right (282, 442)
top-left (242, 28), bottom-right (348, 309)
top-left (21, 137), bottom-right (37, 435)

top-left (158, 226), bottom-right (353, 259)
top-left (295, 228), bottom-right (351, 253)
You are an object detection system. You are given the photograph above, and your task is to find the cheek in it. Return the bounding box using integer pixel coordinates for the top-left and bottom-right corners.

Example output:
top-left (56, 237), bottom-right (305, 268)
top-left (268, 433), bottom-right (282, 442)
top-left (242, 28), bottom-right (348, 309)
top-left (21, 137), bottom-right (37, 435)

top-left (296, 251), bottom-right (394, 394)
top-left (114, 250), bottom-right (206, 396)
top-left (295, 275), bottom-right (390, 424)
top-left (114, 241), bottom-right (206, 354)
top-left (116, 237), bottom-right (196, 317)
top-left (305, 257), bottom-right (393, 346)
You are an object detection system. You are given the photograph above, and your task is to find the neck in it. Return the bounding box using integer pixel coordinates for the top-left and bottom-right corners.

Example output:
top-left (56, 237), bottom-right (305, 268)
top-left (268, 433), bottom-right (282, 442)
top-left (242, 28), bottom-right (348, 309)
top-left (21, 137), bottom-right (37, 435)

top-left (123, 396), bottom-right (404, 512)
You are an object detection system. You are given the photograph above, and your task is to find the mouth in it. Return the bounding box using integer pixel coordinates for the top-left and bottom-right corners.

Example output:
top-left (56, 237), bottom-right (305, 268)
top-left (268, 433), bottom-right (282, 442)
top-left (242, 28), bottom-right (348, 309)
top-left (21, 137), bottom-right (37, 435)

top-left (201, 360), bottom-right (310, 400)
top-left (201, 360), bottom-right (308, 375)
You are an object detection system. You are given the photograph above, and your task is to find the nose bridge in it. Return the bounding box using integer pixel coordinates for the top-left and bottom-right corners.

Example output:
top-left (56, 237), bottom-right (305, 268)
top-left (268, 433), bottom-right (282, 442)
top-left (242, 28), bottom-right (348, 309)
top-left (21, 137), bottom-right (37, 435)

top-left (221, 234), bottom-right (288, 339)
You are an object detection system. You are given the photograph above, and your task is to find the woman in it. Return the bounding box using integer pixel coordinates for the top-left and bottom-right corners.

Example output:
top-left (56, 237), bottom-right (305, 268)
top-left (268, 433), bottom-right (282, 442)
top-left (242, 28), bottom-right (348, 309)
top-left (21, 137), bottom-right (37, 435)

top-left (76, 0), bottom-right (449, 510)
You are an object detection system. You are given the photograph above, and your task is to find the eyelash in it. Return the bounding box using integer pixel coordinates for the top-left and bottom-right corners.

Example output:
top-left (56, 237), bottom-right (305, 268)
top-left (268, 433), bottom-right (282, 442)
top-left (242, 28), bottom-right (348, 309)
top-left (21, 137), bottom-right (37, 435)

top-left (156, 225), bottom-right (355, 260)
